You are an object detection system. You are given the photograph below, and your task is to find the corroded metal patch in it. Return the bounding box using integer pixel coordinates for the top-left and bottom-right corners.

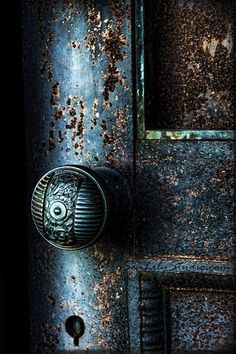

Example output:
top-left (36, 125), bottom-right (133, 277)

top-left (128, 270), bottom-right (236, 354)
top-left (136, 0), bottom-right (236, 134)
top-left (135, 140), bottom-right (235, 260)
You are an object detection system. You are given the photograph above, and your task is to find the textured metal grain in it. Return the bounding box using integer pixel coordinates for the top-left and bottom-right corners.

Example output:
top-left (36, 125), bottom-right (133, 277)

top-left (129, 270), bottom-right (236, 354)
top-left (135, 140), bottom-right (235, 260)
top-left (170, 290), bottom-right (236, 352)
top-left (137, 0), bottom-right (236, 131)
top-left (23, 0), bottom-right (133, 352)
top-left (23, 0), bottom-right (235, 352)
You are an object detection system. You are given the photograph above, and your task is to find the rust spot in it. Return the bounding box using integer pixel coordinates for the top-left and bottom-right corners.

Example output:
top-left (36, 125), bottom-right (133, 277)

top-left (66, 116), bottom-right (78, 130)
top-left (103, 132), bottom-right (115, 145)
top-left (64, 96), bottom-right (86, 151)
top-left (101, 26), bottom-right (127, 62)
top-left (114, 108), bottom-right (127, 132)
top-left (91, 118), bottom-right (97, 126)
top-left (101, 17), bottom-right (128, 105)
top-left (48, 128), bottom-right (55, 151)
top-left (144, 0), bottom-right (235, 129)
top-left (87, 4), bottom-right (102, 26)
top-left (77, 119), bottom-right (84, 136)
top-left (58, 130), bottom-right (64, 143)
top-left (61, 0), bottom-right (83, 23)
top-left (100, 119), bottom-right (115, 146)
top-left (52, 107), bottom-right (65, 121)
top-left (46, 94), bottom-right (87, 154)
top-left (70, 40), bottom-right (81, 49)
top-left (46, 292), bottom-right (56, 307)
top-left (83, 3), bottom-right (102, 66)
top-left (69, 107), bottom-right (77, 116)
top-left (100, 119), bottom-right (107, 131)
top-left (93, 270), bottom-right (122, 327)
top-left (105, 152), bottom-right (115, 166)
top-left (37, 322), bottom-right (61, 354)
top-left (102, 64), bottom-right (121, 102)
top-left (202, 37), bottom-right (220, 58)
top-left (79, 98), bottom-right (85, 110)
top-left (84, 32), bottom-right (97, 51)
top-left (39, 33), bottom-right (54, 81)
top-left (45, 33), bottom-right (54, 48)
top-left (110, 0), bottom-right (131, 22)
top-left (50, 82), bottom-right (60, 105)
top-left (92, 97), bottom-right (99, 126)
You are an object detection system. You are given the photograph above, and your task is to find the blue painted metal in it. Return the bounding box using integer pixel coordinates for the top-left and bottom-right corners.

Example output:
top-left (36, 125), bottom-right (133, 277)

top-left (23, 0), bottom-right (133, 352)
top-left (22, 0), bottom-right (236, 353)
top-left (135, 140), bottom-right (235, 260)
top-left (128, 260), bottom-right (235, 353)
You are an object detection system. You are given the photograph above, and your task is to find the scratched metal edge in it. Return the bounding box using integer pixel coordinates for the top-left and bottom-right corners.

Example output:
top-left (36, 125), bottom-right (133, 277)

top-left (134, 0), bottom-right (236, 141)
top-left (135, 0), bottom-right (145, 140)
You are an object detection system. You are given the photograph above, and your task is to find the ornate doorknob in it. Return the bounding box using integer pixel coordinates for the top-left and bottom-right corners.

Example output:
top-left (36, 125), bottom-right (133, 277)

top-left (31, 165), bottom-right (131, 250)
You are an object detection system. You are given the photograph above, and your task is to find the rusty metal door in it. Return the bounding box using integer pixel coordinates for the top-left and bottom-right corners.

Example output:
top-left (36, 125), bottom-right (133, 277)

top-left (21, 0), bottom-right (235, 353)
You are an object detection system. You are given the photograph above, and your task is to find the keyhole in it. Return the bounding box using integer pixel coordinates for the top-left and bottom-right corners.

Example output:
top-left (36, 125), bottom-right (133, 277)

top-left (65, 315), bottom-right (85, 346)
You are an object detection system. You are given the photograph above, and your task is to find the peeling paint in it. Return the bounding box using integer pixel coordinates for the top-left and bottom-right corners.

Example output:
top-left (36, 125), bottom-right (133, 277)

top-left (24, 1), bottom-right (133, 352)
top-left (101, 9), bottom-right (128, 106)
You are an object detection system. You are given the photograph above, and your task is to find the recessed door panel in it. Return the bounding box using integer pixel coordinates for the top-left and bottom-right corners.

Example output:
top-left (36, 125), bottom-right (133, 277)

top-left (135, 140), bottom-right (235, 259)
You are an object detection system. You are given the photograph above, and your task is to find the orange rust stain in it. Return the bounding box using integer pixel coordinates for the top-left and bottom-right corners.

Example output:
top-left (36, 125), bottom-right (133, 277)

top-left (101, 24), bottom-right (128, 106)
top-left (47, 94), bottom-right (87, 154)
top-left (100, 119), bottom-right (115, 146)
top-left (93, 269), bottom-right (122, 327)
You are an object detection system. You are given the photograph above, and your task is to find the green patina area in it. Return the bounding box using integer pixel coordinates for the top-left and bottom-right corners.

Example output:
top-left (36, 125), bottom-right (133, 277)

top-left (144, 129), bottom-right (235, 140)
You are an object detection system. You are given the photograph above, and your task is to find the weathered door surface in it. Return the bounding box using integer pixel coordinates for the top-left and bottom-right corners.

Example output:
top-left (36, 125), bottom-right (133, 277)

top-left (22, 0), bottom-right (235, 353)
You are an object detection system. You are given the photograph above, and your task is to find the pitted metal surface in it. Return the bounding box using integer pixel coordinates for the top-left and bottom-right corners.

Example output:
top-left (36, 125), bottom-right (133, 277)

top-left (23, 0), bottom-right (133, 352)
top-left (142, 0), bottom-right (235, 130)
top-left (170, 290), bottom-right (235, 352)
top-left (135, 140), bottom-right (235, 260)
top-left (22, 0), bottom-right (235, 353)
top-left (23, 0), bottom-right (133, 176)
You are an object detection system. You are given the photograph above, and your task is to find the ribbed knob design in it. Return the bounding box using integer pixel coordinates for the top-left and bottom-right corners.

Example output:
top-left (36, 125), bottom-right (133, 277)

top-left (74, 179), bottom-right (105, 241)
top-left (31, 165), bottom-right (108, 250)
